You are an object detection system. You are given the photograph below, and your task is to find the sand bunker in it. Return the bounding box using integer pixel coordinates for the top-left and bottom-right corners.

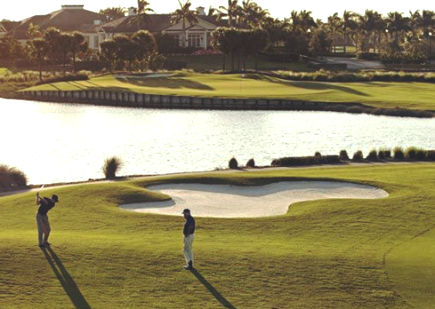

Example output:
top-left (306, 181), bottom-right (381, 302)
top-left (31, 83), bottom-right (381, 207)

top-left (120, 181), bottom-right (388, 218)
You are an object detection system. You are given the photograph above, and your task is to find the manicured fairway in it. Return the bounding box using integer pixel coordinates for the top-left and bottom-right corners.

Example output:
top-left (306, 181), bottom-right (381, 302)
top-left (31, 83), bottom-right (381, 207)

top-left (1, 163), bottom-right (435, 308)
top-left (24, 72), bottom-right (435, 111)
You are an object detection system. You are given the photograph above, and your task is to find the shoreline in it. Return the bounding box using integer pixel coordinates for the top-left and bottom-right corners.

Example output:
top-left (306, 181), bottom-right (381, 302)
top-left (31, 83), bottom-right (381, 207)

top-left (16, 90), bottom-right (435, 118)
top-left (1, 161), bottom-right (431, 197)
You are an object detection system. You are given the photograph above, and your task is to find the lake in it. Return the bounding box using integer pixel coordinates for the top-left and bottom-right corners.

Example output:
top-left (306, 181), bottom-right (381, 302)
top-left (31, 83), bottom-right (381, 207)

top-left (1, 98), bottom-right (434, 185)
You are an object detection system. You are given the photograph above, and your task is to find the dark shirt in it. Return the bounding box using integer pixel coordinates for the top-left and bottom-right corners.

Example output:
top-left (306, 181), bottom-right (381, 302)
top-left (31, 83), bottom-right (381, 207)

top-left (38, 197), bottom-right (55, 215)
top-left (183, 215), bottom-right (195, 237)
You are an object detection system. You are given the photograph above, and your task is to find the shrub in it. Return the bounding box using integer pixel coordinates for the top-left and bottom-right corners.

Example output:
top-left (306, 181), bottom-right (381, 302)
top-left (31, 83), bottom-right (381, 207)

top-left (102, 156), bottom-right (123, 179)
top-left (378, 148), bottom-right (391, 160)
top-left (427, 150), bottom-right (435, 161)
top-left (352, 150), bottom-right (364, 161)
top-left (393, 147), bottom-right (405, 160)
top-left (246, 158), bottom-right (255, 168)
top-left (271, 155), bottom-right (339, 167)
top-left (405, 147), bottom-right (418, 160)
top-left (366, 149), bottom-right (378, 161)
top-left (229, 157), bottom-right (239, 169)
top-left (416, 149), bottom-right (427, 160)
top-left (339, 150), bottom-right (349, 161)
top-left (314, 152), bottom-right (321, 157)
top-left (0, 164), bottom-right (28, 190)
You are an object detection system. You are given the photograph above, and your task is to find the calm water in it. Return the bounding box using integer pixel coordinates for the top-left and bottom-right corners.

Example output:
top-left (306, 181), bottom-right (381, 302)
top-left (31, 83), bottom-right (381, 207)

top-left (1, 98), bottom-right (434, 185)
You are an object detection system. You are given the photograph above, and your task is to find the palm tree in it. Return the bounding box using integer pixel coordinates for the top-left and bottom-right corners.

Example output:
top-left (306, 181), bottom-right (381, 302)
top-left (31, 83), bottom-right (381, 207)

top-left (410, 10), bottom-right (435, 39)
top-left (325, 13), bottom-right (340, 53)
top-left (239, 0), bottom-right (269, 29)
top-left (26, 38), bottom-right (46, 80)
top-left (385, 12), bottom-right (411, 44)
top-left (171, 0), bottom-right (198, 48)
top-left (99, 6), bottom-right (126, 22)
top-left (339, 10), bottom-right (357, 54)
top-left (217, 0), bottom-right (238, 27)
top-left (135, 0), bottom-right (154, 31)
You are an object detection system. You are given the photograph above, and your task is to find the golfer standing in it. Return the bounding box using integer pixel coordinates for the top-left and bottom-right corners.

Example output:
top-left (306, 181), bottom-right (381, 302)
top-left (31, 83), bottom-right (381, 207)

top-left (36, 192), bottom-right (59, 247)
top-left (182, 209), bottom-right (195, 270)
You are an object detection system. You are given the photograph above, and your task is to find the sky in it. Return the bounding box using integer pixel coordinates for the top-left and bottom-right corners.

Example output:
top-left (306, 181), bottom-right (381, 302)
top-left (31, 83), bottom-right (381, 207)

top-left (1, 0), bottom-right (434, 22)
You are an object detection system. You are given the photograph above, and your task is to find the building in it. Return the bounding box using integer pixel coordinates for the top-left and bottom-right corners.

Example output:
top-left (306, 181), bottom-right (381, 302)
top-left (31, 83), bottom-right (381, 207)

top-left (101, 6), bottom-right (225, 49)
top-left (2, 4), bottom-right (226, 50)
top-left (3, 5), bottom-right (105, 49)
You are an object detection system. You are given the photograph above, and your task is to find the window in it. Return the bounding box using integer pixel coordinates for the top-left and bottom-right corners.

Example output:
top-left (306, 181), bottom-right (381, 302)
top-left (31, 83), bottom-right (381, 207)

top-left (188, 34), bottom-right (203, 48)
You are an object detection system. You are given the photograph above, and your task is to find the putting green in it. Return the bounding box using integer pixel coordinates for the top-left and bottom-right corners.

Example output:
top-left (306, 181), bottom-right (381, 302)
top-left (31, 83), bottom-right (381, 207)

top-left (23, 72), bottom-right (435, 111)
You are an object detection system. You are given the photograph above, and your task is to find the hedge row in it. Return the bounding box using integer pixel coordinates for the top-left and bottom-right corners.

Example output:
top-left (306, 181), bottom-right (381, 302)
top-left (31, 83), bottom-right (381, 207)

top-left (271, 70), bottom-right (435, 83)
top-left (271, 148), bottom-right (435, 167)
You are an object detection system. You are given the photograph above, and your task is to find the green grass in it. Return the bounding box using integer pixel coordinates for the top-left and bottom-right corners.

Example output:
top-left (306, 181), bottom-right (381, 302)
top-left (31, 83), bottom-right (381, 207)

top-left (1, 163), bottom-right (435, 308)
top-left (24, 72), bottom-right (435, 111)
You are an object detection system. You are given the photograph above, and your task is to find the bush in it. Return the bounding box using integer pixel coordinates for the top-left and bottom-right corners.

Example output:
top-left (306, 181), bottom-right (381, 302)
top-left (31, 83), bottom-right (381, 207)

top-left (246, 158), bottom-right (255, 168)
top-left (229, 157), bottom-right (239, 169)
top-left (393, 147), bottom-right (405, 160)
top-left (366, 149), bottom-right (378, 161)
top-left (378, 148), bottom-right (391, 160)
top-left (271, 155), bottom-right (339, 167)
top-left (102, 156), bottom-right (123, 179)
top-left (0, 164), bottom-right (28, 190)
top-left (339, 150), bottom-right (349, 161)
top-left (352, 150), bottom-right (364, 161)
top-left (427, 150), bottom-right (435, 161)
top-left (405, 147), bottom-right (418, 160)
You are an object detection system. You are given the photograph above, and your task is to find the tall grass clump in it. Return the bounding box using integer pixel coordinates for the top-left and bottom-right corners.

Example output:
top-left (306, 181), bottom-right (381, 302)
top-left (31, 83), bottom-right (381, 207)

top-left (352, 150), bottom-right (364, 161)
top-left (378, 148), bottom-right (391, 160)
top-left (229, 157), bottom-right (239, 169)
top-left (102, 156), bottom-right (123, 179)
top-left (0, 164), bottom-right (28, 190)
top-left (246, 158), bottom-right (256, 168)
top-left (366, 149), bottom-right (378, 161)
top-left (339, 150), bottom-right (349, 161)
top-left (393, 147), bottom-right (405, 161)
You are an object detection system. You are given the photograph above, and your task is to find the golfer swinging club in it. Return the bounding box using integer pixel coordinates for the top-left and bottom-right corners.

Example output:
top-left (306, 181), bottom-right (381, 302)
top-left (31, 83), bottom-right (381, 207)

top-left (182, 209), bottom-right (195, 270)
top-left (36, 192), bottom-right (59, 247)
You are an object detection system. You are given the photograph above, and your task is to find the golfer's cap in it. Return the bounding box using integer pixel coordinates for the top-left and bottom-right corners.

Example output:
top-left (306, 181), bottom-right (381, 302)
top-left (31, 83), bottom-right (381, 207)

top-left (182, 208), bottom-right (190, 214)
top-left (51, 194), bottom-right (59, 202)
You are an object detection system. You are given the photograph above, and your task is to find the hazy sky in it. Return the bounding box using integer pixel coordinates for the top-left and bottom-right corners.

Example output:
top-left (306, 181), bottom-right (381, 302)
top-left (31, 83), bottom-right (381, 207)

top-left (1, 0), bottom-right (434, 22)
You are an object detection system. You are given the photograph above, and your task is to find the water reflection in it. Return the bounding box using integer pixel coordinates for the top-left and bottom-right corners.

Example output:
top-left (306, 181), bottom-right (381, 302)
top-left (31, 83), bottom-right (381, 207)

top-left (1, 99), bottom-right (434, 185)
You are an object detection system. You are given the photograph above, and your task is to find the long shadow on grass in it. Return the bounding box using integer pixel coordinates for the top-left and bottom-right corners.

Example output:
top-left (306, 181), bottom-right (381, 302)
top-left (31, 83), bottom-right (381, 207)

top-left (116, 76), bottom-right (214, 91)
top-left (270, 77), bottom-right (370, 97)
top-left (41, 247), bottom-right (91, 309)
top-left (190, 269), bottom-right (237, 309)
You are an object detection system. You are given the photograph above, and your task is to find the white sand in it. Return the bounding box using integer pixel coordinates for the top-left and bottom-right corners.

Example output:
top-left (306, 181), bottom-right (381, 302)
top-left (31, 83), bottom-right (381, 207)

top-left (120, 181), bottom-right (388, 218)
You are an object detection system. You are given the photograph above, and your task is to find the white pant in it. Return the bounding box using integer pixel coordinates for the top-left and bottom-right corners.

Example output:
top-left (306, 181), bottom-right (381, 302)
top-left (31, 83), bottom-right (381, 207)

top-left (183, 234), bottom-right (194, 264)
top-left (36, 213), bottom-right (51, 245)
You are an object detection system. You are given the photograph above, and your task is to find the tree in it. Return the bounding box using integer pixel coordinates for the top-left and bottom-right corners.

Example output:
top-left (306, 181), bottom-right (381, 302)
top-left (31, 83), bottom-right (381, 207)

top-left (310, 29), bottom-right (332, 59)
top-left (385, 12), bottom-right (411, 44)
top-left (338, 10), bottom-right (357, 54)
top-left (100, 39), bottom-right (118, 72)
top-left (113, 35), bottom-right (138, 71)
top-left (44, 27), bottom-right (61, 74)
top-left (134, 0), bottom-right (154, 31)
top-left (171, 0), bottom-right (198, 48)
top-left (239, 0), bottom-right (270, 29)
top-left (70, 32), bottom-right (89, 73)
top-left (0, 36), bottom-right (22, 63)
top-left (99, 7), bottom-right (126, 21)
top-left (217, 0), bottom-right (238, 27)
top-left (131, 30), bottom-right (157, 71)
top-left (26, 38), bottom-right (47, 80)
top-left (58, 33), bottom-right (74, 76)
top-left (27, 22), bottom-right (42, 39)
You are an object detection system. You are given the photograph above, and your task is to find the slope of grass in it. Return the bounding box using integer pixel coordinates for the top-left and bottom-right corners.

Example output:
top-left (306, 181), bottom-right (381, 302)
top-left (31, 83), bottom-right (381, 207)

top-left (1, 164), bottom-right (435, 308)
top-left (24, 72), bottom-right (435, 111)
